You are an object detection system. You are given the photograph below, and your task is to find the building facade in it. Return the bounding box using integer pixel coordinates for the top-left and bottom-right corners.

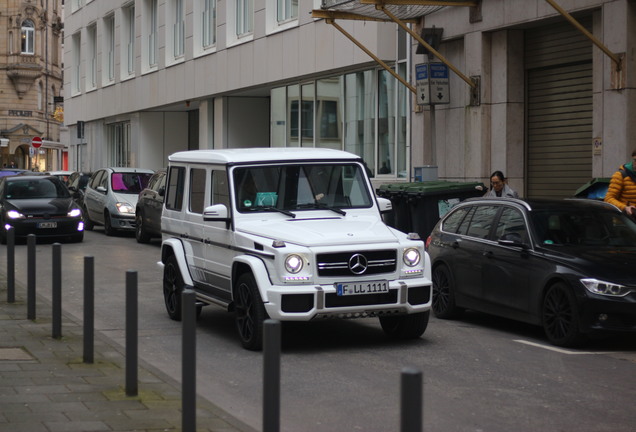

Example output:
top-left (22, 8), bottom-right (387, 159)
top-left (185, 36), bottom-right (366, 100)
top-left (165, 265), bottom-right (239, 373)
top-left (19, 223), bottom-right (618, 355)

top-left (63, 0), bottom-right (635, 197)
top-left (1, 0), bottom-right (66, 171)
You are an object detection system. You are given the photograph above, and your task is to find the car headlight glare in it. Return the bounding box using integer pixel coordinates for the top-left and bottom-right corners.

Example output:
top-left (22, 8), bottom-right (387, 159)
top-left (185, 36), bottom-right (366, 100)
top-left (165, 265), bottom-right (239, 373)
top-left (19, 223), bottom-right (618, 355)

top-left (403, 248), bottom-right (421, 267)
top-left (6, 210), bottom-right (24, 219)
top-left (115, 202), bottom-right (135, 214)
top-left (68, 208), bottom-right (82, 217)
top-left (581, 278), bottom-right (630, 297)
top-left (285, 254), bottom-right (303, 274)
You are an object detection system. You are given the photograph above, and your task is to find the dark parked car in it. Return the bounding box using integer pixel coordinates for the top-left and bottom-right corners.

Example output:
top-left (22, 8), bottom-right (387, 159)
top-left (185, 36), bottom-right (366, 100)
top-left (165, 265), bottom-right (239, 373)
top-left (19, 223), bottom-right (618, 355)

top-left (426, 197), bottom-right (636, 347)
top-left (67, 171), bottom-right (93, 207)
top-left (0, 175), bottom-right (84, 243)
top-left (135, 168), bottom-right (166, 243)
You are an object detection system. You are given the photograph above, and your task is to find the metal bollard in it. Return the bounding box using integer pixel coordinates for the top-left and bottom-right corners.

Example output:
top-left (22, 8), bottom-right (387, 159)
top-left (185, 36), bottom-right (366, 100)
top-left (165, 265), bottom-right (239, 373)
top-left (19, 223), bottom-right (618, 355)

top-left (263, 319), bottom-right (281, 432)
top-left (125, 270), bottom-right (138, 397)
top-left (6, 228), bottom-right (15, 303)
top-left (400, 367), bottom-right (423, 432)
top-left (52, 243), bottom-right (62, 339)
top-left (27, 234), bottom-right (36, 320)
top-left (83, 256), bottom-right (94, 364)
top-left (182, 288), bottom-right (196, 432)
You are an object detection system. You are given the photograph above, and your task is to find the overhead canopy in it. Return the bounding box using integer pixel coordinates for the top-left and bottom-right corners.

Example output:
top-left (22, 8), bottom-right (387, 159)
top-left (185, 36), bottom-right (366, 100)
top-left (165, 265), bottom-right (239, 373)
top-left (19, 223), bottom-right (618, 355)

top-left (319, 0), bottom-right (451, 20)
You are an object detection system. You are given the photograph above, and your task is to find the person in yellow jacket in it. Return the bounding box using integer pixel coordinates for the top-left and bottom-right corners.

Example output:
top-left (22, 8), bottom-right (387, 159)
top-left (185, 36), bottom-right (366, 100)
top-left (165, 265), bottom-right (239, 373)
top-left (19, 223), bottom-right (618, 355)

top-left (605, 150), bottom-right (636, 217)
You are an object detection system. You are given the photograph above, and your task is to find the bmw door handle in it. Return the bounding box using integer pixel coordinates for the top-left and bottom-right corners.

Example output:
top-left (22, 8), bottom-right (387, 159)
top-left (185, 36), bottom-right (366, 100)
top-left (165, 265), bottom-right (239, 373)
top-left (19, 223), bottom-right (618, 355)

top-left (451, 241), bottom-right (460, 249)
top-left (482, 250), bottom-right (493, 258)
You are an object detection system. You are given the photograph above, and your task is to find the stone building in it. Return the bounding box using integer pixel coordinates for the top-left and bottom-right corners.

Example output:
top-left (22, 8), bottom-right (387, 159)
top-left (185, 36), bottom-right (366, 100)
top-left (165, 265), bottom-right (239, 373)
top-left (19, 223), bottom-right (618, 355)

top-left (63, 0), bottom-right (636, 198)
top-left (0, 0), bottom-right (66, 171)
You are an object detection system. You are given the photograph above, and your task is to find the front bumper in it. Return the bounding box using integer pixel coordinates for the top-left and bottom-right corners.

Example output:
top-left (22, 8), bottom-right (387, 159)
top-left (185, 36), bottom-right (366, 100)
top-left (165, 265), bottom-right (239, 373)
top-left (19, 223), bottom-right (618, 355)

top-left (579, 294), bottom-right (636, 333)
top-left (6, 218), bottom-right (83, 239)
top-left (262, 279), bottom-right (432, 321)
top-left (109, 213), bottom-right (136, 231)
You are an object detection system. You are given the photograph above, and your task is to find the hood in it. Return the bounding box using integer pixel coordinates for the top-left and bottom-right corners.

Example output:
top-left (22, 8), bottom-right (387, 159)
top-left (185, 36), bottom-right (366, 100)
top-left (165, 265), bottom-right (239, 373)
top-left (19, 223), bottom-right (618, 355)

top-left (112, 192), bottom-right (139, 207)
top-left (540, 246), bottom-right (636, 286)
top-left (5, 197), bottom-right (76, 216)
top-left (238, 214), bottom-right (399, 247)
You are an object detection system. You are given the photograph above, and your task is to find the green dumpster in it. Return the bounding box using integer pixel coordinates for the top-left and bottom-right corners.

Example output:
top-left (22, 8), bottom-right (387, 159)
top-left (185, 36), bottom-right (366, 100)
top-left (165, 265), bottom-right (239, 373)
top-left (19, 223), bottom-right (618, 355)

top-left (574, 178), bottom-right (611, 200)
top-left (376, 183), bottom-right (412, 234)
top-left (405, 181), bottom-right (486, 239)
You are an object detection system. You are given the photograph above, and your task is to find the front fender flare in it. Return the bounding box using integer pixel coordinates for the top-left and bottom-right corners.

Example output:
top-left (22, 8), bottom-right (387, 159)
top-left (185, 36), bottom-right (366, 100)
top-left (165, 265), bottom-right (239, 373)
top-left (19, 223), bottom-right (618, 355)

top-left (233, 255), bottom-right (273, 303)
top-left (161, 238), bottom-right (195, 286)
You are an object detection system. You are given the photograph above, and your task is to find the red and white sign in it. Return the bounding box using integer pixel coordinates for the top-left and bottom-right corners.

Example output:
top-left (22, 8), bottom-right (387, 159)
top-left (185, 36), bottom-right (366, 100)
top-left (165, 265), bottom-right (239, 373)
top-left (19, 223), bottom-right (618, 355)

top-left (31, 136), bottom-right (42, 148)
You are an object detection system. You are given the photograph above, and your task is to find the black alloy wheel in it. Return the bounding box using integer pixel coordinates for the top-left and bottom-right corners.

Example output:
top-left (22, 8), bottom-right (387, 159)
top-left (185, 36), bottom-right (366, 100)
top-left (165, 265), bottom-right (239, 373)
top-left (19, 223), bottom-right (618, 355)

top-left (234, 273), bottom-right (267, 351)
top-left (432, 264), bottom-right (464, 319)
top-left (163, 255), bottom-right (183, 321)
top-left (542, 282), bottom-right (585, 347)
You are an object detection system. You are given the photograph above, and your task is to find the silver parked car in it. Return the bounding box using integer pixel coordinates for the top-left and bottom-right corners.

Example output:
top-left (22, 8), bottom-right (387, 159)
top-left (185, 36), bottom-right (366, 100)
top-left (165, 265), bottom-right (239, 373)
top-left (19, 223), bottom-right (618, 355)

top-left (83, 167), bottom-right (154, 236)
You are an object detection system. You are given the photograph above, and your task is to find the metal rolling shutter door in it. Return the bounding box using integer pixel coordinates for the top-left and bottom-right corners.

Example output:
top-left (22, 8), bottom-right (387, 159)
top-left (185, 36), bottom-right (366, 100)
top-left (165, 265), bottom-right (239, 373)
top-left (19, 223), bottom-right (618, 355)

top-left (525, 19), bottom-right (593, 198)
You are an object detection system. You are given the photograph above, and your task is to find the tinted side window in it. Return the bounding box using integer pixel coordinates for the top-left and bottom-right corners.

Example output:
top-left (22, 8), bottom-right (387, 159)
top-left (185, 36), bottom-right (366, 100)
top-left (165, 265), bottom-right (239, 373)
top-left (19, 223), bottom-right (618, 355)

top-left (457, 207), bottom-right (476, 235)
top-left (211, 170), bottom-right (230, 207)
top-left (495, 207), bottom-right (528, 243)
top-left (189, 168), bottom-right (206, 214)
top-left (465, 205), bottom-right (499, 239)
top-left (442, 207), bottom-right (470, 233)
top-left (165, 166), bottom-right (185, 211)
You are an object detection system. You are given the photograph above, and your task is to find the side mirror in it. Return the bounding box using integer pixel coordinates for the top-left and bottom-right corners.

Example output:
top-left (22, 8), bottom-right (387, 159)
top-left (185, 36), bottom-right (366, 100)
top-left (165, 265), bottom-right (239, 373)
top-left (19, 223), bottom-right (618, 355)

top-left (158, 186), bottom-right (165, 197)
top-left (498, 233), bottom-right (527, 248)
top-left (203, 204), bottom-right (230, 222)
top-left (377, 197), bottom-right (393, 214)
top-left (96, 186), bottom-right (107, 193)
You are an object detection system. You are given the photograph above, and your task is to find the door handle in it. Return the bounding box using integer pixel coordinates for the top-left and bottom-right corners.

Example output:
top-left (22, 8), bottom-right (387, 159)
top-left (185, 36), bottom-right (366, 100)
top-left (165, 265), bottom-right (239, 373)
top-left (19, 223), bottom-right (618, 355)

top-left (451, 241), bottom-right (459, 249)
top-left (482, 250), bottom-right (493, 258)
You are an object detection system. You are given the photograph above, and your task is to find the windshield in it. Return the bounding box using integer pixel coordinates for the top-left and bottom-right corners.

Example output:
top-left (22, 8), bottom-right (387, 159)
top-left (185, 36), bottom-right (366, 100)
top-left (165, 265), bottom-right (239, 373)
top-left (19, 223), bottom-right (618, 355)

top-left (111, 172), bottom-right (152, 194)
top-left (5, 178), bottom-right (70, 200)
top-left (531, 208), bottom-right (636, 247)
top-left (233, 163), bottom-right (372, 213)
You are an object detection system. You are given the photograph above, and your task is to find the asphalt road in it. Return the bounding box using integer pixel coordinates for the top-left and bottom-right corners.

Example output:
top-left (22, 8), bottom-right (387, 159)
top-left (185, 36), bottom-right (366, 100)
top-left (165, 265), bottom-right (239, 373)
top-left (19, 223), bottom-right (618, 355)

top-left (2, 229), bottom-right (636, 432)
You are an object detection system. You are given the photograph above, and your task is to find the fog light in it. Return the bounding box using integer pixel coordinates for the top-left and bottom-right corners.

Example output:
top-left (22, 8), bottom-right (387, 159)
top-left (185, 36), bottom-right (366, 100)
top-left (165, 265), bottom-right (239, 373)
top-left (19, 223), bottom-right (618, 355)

top-left (598, 314), bottom-right (608, 322)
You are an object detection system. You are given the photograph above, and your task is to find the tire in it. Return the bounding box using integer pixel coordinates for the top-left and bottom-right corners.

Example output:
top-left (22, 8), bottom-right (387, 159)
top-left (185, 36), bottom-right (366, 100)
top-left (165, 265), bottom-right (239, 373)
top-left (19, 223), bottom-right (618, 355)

top-left (135, 211), bottom-right (151, 243)
top-left (83, 206), bottom-right (94, 231)
top-left (234, 273), bottom-right (268, 351)
top-left (432, 264), bottom-right (464, 319)
top-left (542, 282), bottom-right (586, 347)
top-left (103, 212), bottom-right (116, 236)
top-left (163, 255), bottom-right (184, 321)
top-left (379, 311), bottom-right (429, 339)
top-left (70, 232), bottom-right (84, 243)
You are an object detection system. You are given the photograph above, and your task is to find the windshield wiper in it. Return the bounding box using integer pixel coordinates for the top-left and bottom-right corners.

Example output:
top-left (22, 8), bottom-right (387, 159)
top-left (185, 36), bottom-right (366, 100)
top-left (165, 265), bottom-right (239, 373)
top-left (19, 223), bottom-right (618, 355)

top-left (295, 202), bottom-right (346, 216)
top-left (253, 206), bottom-right (296, 218)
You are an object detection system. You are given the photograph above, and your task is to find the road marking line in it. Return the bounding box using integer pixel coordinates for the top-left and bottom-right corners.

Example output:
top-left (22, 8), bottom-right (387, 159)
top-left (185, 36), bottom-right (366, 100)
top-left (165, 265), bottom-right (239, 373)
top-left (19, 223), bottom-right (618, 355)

top-left (513, 339), bottom-right (606, 355)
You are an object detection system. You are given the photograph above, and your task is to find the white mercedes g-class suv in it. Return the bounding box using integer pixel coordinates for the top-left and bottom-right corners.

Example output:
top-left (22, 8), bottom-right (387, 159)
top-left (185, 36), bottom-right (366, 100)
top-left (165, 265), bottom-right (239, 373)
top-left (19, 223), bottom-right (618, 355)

top-left (159, 148), bottom-right (432, 350)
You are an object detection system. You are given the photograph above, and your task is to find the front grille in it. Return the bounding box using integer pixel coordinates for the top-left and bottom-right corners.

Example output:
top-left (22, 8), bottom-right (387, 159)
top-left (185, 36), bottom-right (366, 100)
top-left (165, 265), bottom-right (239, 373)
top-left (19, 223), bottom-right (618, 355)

top-left (317, 250), bottom-right (397, 277)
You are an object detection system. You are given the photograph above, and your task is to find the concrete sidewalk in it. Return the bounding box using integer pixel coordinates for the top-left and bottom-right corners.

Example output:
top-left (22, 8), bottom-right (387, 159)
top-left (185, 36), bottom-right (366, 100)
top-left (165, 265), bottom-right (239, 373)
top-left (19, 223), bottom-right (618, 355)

top-left (0, 282), bottom-right (254, 432)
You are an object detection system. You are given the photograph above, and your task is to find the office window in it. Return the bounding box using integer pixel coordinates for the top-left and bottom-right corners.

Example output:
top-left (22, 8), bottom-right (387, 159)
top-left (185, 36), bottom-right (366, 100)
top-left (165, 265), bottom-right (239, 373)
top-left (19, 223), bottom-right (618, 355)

top-left (21, 19), bottom-right (35, 54)
top-left (142, 0), bottom-right (158, 71)
top-left (122, 4), bottom-right (135, 77)
top-left (236, 0), bottom-right (253, 36)
top-left (108, 122), bottom-right (131, 167)
top-left (103, 15), bottom-right (115, 83)
top-left (87, 24), bottom-right (97, 89)
top-left (174, 0), bottom-right (185, 58)
top-left (203, 0), bottom-right (217, 47)
top-left (72, 32), bottom-right (81, 94)
top-left (277, 0), bottom-right (298, 23)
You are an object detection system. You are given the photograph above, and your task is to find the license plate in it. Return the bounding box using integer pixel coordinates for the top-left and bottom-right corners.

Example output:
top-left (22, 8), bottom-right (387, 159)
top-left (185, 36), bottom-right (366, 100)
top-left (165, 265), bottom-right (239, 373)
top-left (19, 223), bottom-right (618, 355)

top-left (38, 222), bottom-right (57, 229)
top-left (336, 280), bottom-right (389, 296)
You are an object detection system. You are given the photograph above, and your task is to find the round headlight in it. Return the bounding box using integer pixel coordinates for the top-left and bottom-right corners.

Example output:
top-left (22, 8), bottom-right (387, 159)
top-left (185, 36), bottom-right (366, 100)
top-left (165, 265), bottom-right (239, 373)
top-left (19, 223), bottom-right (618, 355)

top-left (285, 254), bottom-right (303, 274)
top-left (403, 248), bottom-right (421, 267)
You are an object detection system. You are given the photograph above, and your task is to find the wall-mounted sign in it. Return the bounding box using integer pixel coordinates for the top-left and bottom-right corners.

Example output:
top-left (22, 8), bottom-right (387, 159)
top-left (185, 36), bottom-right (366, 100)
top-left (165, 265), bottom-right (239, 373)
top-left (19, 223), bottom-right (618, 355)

top-left (8, 110), bottom-right (33, 117)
